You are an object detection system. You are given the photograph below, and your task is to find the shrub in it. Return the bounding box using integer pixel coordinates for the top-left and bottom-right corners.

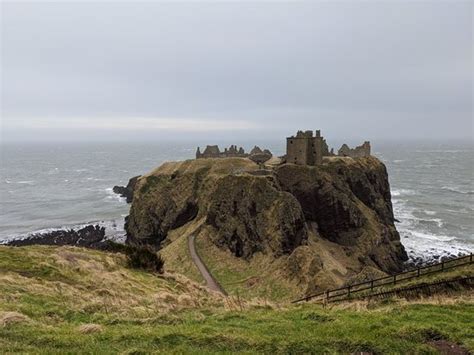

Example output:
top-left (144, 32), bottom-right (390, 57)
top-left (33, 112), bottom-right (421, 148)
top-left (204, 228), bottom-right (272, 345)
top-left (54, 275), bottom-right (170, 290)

top-left (106, 241), bottom-right (165, 274)
top-left (126, 245), bottom-right (164, 274)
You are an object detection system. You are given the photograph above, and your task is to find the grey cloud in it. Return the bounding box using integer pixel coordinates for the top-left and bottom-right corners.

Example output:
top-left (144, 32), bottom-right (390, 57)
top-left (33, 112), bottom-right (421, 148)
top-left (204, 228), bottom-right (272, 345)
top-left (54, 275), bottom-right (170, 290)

top-left (1, 1), bottom-right (472, 141)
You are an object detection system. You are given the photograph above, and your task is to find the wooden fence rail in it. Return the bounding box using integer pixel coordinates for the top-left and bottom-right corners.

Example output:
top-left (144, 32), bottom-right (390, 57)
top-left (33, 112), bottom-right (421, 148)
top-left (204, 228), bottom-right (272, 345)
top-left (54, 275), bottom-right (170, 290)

top-left (292, 253), bottom-right (473, 304)
top-left (330, 276), bottom-right (474, 304)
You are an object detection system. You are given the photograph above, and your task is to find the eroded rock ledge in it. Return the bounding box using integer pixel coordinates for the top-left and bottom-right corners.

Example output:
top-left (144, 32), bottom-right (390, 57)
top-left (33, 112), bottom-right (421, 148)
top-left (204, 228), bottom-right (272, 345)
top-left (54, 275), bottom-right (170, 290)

top-left (113, 175), bottom-right (141, 203)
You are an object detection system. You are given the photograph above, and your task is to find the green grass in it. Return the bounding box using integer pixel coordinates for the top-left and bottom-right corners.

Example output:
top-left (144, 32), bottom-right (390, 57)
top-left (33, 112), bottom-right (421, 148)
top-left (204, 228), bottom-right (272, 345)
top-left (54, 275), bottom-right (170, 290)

top-left (194, 230), bottom-right (299, 301)
top-left (139, 175), bottom-right (165, 194)
top-left (1, 245), bottom-right (473, 353)
top-left (1, 301), bottom-right (473, 353)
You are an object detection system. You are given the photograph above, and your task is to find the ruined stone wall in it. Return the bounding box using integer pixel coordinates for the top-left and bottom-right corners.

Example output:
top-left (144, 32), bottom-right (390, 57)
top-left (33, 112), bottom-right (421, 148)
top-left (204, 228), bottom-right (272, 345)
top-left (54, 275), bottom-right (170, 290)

top-left (196, 144), bottom-right (273, 160)
top-left (338, 141), bottom-right (371, 158)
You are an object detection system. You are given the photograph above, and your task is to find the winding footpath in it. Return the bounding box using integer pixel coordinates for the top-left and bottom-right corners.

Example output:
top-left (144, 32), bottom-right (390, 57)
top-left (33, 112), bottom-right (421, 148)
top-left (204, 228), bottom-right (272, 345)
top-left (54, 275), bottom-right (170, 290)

top-left (187, 235), bottom-right (227, 295)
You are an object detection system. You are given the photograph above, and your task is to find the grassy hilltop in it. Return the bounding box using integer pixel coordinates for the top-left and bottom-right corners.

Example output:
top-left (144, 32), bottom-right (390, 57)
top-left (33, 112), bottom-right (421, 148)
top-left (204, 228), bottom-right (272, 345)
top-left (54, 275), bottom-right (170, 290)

top-left (1, 245), bottom-right (473, 353)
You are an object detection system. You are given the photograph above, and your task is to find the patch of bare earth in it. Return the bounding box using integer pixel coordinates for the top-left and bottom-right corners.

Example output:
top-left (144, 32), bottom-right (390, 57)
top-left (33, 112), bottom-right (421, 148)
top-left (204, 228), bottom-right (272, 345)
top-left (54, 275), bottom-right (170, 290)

top-left (428, 340), bottom-right (469, 355)
top-left (0, 312), bottom-right (30, 327)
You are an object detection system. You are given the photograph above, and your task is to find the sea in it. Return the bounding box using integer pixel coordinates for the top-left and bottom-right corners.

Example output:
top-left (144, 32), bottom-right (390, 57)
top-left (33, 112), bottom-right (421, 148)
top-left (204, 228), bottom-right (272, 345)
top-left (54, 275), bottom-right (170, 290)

top-left (1, 140), bottom-right (473, 262)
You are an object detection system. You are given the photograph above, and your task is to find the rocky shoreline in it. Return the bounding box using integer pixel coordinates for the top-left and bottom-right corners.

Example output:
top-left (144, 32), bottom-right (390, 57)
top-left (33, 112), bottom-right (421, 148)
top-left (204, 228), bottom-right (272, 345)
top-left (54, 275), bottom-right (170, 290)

top-left (5, 225), bottom-right (117, 250)
top-left (2, 222), bottom-right (465, 269)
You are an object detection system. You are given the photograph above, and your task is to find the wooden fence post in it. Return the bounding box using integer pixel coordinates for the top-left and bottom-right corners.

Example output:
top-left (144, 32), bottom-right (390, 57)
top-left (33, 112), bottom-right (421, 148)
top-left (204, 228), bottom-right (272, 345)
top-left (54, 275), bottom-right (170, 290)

top-left (417, 268), bottom-right (420, 277)
top-left (348, 286), bottom-right (351, 297)
top-left (470, 253), bottom-right (473, 264)
top-left (326, 290), bottom-right (329, 301)
top-left (370, 280), bottom-right (374, 291)
top-left (441, 261), bottom-right (444, 271)
top-left (393, 275), bottom-right (396, 285)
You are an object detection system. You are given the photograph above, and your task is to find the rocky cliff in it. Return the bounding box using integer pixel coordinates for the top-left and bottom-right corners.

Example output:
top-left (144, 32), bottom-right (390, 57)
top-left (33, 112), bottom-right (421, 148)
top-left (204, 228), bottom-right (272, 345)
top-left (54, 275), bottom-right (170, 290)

top-left (113, 175), bottom-right (141, 203)
top-left (126, 156), bottom-right (407, 293)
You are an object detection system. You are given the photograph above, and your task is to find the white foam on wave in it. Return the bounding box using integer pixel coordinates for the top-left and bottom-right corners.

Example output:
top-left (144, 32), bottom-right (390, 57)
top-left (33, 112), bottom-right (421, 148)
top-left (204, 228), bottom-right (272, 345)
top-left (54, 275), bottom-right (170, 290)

top-left (86, 177), bottom-right (106, 181)
top-left (17, 181), bottom-right (35, 185)
top-left (441, 186), bottom-right (474, 195)
top-left (414, 149), bottom-right (471, 153)
top-left (104, 187), bottom-right (127, 203)
top-left (408, 230), bottom-right (454, 242)
top-left (393, 194), bottom-right (473, 261)
top-left (392, 188), bottom-right (416, 197)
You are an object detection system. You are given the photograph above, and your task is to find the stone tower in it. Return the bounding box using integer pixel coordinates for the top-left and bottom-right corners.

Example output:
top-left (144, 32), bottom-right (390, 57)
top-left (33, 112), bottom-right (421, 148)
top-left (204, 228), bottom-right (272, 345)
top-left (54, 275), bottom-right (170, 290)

top-left (286, 129), bottom-right (329, 166)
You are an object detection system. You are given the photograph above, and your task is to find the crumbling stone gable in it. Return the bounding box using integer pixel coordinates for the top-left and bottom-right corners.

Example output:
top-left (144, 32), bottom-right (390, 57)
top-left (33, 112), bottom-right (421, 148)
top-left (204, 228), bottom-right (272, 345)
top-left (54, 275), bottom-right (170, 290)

top-left (338, 141), bottom-right (371, 158)
top-left (196, 144), bottom-right (273, 160)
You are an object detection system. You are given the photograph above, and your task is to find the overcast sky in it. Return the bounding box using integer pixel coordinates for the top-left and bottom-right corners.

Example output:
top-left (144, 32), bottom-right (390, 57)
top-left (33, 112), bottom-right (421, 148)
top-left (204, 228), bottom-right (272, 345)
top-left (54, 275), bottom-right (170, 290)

top-left (1, 1), bottom-right (472, 142)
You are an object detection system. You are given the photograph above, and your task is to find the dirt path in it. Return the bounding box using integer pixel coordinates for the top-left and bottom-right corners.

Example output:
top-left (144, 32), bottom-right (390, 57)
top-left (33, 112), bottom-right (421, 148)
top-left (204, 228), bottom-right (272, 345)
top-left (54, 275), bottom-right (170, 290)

top-left (187, 235), bottom-right (227, 295)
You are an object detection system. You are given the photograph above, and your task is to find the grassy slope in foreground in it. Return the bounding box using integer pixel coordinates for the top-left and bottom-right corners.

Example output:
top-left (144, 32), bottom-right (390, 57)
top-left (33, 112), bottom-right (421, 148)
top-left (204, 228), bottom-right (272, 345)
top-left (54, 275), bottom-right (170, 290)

top-left (1, 245), bottom-right (473, 353)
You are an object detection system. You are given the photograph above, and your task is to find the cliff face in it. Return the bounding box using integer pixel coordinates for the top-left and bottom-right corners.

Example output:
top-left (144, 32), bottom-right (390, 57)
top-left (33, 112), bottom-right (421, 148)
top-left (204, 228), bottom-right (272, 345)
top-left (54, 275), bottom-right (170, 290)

top-left (126, 158), bottom-right (307, 258)
top-left (126, 156), bottom-right (407, 292)
top-left (275, 159), bottom-right (407, 273)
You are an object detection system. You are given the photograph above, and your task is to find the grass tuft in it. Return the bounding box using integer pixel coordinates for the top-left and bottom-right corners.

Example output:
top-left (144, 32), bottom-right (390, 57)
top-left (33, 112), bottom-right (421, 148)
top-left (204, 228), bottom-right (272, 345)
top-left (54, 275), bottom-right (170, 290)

top-left (77, 323), bottom-right (103, 334)
top-left (0, 312), bottom-right (30, 327)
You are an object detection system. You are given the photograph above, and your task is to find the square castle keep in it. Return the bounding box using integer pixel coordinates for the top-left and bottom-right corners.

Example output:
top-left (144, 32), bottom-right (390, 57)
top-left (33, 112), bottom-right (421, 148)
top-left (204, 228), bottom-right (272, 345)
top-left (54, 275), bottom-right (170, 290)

top-left (286, 130), bottom-right (330, 166)
top-left (287, 130), bottom-right (371, 166)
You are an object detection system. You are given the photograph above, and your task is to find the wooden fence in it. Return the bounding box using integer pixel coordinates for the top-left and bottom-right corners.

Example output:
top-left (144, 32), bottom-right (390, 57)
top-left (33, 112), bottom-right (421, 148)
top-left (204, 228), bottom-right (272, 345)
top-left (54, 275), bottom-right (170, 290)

top-left (292, 253), bottom-right (473, 304)
top-left (353, 276), bottom-right (473, 303)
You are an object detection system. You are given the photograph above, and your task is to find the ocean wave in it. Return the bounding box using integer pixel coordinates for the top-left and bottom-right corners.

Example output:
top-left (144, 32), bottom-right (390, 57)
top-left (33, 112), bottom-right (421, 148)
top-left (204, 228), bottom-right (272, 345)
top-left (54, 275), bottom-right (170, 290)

top-left (392, 160), bottom-right (405, 163)
top-left (3, 179), bottom-right (36, 185)
top-left (407, 230), bottom-right (455, 242)
top-left (394, 210), bottom-right (444, 228)
top-left (414, 150), bottom-right (472, 153)
top-left (105, 188), bottom-right (127, 203)
top-left (441, 186), bottom-right (474, 195)
top-left (392, 197), bottom-right (473, 261)
top-left (392, 188), bottom-right (416, 197)
top-left (393, 199), bottom-right (443, 227)
top-left (417, 218), bottom-right (444, 228)
top-left (15, 180), bottom-right (35, 185)
top-left (86, 177), bottom-right (107, 181)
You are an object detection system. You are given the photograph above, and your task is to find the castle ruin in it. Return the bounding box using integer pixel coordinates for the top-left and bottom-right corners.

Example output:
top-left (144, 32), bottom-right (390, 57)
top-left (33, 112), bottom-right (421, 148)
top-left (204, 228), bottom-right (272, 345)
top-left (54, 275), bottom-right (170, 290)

top-left (286, 130), bottom-right (371, 165)
top-left (196, 144), bottom-right (272, 160)
top-left (195, 130), bottom-right (371, 165)
top-left (338, 142), bottom-right (371, 158)
top-left (286, 130), bottom-right (330, 166)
